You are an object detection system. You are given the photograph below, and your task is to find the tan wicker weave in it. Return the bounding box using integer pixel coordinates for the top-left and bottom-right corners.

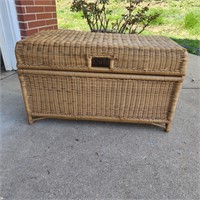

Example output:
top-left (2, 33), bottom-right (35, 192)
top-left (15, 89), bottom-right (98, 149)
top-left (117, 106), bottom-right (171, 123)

top-left (16, 29), bottom-right (188, 75)
top-left (16, 30), bottom-right (188, 132)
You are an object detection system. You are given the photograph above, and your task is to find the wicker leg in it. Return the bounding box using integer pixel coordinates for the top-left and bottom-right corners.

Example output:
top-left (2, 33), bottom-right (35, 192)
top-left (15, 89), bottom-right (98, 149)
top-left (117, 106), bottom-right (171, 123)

top-left (165, 123), bottom-right (171, 132)
top-left (28, 115), bottom-right (33, 125)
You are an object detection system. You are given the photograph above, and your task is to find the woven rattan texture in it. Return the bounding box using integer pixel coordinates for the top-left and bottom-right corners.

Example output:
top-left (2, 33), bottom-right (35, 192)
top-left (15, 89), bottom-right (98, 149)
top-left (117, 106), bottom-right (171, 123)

top-left (19, 71), bottom-right (182, 124)
top-left (16, 30), bottom-right (188, 76)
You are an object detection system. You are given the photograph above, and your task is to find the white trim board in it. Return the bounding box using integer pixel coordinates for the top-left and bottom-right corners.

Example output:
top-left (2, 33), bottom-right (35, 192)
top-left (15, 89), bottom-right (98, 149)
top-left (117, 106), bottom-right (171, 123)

top-left (0, 0), bottom-right (21, 71)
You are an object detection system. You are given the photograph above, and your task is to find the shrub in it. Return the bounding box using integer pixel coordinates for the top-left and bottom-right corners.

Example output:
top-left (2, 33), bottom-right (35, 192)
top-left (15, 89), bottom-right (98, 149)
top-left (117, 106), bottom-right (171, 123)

top-left (70, 0), bottom-right (160, 34)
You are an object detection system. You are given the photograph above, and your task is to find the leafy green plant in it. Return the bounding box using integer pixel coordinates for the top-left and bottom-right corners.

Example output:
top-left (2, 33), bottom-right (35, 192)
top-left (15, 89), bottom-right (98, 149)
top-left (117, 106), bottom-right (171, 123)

top-left (56, 0), bottom-right (200, 55)
top-left (184, 11), bottom-right (200, 35)
top-left (148, 8), bottom-right (164, 25)
top-left (70, 0), bottom-right (160, 34)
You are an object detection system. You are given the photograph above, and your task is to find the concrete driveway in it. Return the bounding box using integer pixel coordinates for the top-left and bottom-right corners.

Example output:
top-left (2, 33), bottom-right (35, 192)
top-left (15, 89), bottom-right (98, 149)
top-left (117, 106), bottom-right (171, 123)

top-left (0, 54), bottom-right (199, 200)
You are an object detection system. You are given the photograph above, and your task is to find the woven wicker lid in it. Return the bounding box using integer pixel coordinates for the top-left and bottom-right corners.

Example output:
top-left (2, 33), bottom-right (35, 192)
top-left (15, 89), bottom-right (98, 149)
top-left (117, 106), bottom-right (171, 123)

top-left (16, 29), bottom-right (188, 75)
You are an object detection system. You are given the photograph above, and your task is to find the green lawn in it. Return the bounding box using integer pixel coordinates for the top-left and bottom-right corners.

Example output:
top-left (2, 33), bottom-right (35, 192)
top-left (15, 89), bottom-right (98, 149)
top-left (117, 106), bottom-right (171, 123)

top-left (56, 0), bottom-right (200, 55)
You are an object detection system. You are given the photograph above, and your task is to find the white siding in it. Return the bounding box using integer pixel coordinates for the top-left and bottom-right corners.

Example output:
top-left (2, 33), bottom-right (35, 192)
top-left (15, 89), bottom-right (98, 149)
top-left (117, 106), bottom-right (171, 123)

top-left (0, 0), bottom-right (21, 71)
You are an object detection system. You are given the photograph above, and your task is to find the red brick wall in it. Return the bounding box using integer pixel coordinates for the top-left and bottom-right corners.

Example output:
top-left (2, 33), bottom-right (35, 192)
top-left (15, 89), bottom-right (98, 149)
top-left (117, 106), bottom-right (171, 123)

top-left (15, 0), bottom-right (58, 39)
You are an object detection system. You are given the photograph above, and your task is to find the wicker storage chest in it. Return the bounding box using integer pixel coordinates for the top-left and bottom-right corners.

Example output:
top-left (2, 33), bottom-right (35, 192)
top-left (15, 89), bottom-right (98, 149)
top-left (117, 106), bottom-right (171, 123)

top-left (16, 30), bottom-right (188, 131)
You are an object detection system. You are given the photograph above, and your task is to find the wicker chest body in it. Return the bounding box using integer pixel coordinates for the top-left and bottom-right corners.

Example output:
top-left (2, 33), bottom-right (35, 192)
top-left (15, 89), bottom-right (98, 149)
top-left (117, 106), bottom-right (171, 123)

top-left (16, 30), bottom-right (188, 131)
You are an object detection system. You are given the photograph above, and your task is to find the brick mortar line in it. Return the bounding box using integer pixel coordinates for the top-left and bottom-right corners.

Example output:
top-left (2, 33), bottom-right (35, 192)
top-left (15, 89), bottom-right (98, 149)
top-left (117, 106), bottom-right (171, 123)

top-left (17, 12), bottom-right (56, 16)
top-left (16, 6), bottom-right (56, 13)
top-left (18, 18), bottom-right (57, 23)
top-left (16, 5), bottom-right (56, 7)
top-left (17, 12), bottom-right (56, 14)
top-left (19, 24), bottom-right (57, 31)
top-left (28, 23), bottom-right (57, 30)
